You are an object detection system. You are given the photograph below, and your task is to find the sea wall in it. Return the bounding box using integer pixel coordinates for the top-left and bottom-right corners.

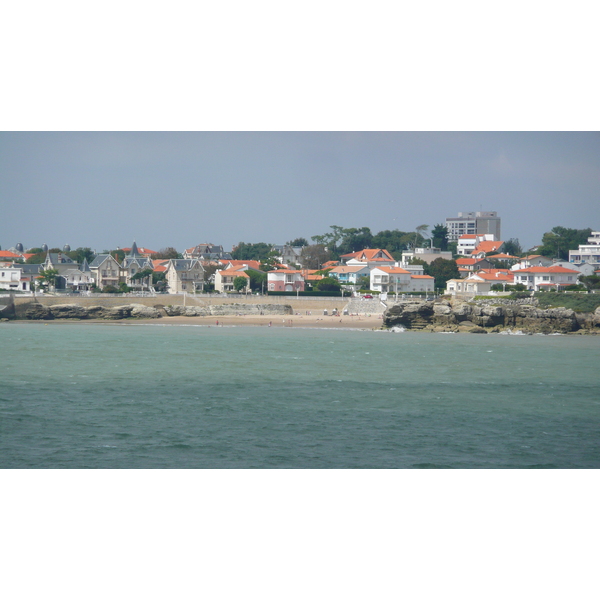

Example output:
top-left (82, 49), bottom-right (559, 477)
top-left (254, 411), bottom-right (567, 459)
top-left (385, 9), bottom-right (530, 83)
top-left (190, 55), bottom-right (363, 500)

top-left (383, 299), bottom-right (600, 334)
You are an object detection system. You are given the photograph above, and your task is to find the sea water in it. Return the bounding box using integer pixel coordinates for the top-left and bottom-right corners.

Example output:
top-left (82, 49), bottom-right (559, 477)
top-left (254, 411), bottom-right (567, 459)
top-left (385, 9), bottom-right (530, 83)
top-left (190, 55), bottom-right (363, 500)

top-left (1, 322), bottom-right (598, 468)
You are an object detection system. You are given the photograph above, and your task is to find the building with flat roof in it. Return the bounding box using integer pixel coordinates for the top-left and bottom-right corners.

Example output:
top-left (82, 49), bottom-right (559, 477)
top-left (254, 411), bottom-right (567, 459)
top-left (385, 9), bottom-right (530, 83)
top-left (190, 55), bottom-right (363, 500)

top-left (446, 211), bottom-right (501, 242)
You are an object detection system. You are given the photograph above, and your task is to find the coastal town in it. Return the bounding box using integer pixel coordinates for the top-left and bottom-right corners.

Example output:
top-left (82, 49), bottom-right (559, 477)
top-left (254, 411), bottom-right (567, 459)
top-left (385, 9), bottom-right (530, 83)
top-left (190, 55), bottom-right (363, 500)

top-left (1, 212), bottom-right (599, 300)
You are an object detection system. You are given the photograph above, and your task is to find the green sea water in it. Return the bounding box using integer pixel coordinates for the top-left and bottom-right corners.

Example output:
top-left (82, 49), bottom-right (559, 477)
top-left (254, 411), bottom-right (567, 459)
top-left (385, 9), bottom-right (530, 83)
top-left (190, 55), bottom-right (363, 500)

top-left (1, 322), bottom-right (598, 468)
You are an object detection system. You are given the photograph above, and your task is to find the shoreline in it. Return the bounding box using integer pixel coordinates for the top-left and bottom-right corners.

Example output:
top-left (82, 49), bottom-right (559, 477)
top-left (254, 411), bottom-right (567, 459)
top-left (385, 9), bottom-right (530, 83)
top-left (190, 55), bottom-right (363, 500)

top-left (2, 313), bottom-right (386, 330)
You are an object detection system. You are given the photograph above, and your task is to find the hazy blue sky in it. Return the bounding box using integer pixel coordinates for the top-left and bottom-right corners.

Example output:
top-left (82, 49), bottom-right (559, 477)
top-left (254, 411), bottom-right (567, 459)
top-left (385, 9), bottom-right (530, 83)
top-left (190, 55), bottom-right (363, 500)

top-left (1, 131), bottom-right (598, 254)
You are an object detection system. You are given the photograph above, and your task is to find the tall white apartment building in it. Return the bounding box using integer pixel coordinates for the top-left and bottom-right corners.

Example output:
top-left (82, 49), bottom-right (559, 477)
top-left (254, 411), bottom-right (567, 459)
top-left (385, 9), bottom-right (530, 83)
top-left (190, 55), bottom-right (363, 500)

top-left (568, 231), bottom-right (600, 265)
top-left (446, 211), bottom-right (501, 242)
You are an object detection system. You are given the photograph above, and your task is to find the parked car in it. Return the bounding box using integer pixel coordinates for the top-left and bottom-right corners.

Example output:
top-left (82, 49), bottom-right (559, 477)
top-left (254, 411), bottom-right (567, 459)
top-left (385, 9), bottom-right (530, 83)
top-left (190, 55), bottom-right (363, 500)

top-left (362, 294), bottom-right (373, 299)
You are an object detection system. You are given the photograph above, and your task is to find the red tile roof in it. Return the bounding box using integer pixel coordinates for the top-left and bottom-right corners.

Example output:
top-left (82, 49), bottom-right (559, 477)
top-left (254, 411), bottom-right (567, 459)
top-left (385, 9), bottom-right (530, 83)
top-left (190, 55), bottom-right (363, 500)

top-left (474, 241), bottom-right (504, 254)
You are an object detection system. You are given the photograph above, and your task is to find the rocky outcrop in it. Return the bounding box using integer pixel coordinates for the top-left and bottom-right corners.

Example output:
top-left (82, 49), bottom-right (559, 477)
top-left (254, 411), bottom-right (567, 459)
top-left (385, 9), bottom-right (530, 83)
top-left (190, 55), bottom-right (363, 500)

top-left (16, 301), bottom-right (292, 320)
top-left (163, 303), bottom-right (293, 317)
top-left (20, 303), bottom-right (163, 320)
top-left (383, 299), bottom-right (600, 334)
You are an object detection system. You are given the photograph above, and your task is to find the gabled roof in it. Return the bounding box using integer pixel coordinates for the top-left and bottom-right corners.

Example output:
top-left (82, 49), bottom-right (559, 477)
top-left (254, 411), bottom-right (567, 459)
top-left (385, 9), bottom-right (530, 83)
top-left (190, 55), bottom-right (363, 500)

top-left (167, 259), bottom-right (203, 271)
top-left (90, 253), bottom-right (120, 268)
top-left (341, 248), bottom-right (395, 261)
top-left (0, 250), bottom-right (21, 259)
top-left (471, 269), bottom-right (514, 282)
top-left (487, 253), bottom-right (519, 260)
top-left (474, 240), bottom-right (504, 254)
top-left (223, 260), bottom-right (262, 271)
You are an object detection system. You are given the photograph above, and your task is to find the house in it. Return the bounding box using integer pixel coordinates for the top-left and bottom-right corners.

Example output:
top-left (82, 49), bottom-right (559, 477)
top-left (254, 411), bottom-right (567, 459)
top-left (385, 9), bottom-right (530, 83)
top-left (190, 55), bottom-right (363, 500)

top-left (89, 254), bottom-right (123, 290)
top-left (271, 245), bottom-right (304, 268)
top-left (568, 231), bottom-right (600, 266)
top-left (57, 268), bottom-right (94, 292)
top-left (370, 267), bottom-right (434, 294)
top-left (165, 259), bottom-right (205, 294)
top-left (183, 243), bottom-right (231, 261)
top-left (512, 265), bottom-right (581, 291)
top-left (214, 266), bottom-right (251, 293)
top-left (328, 265), bottom-right (371, 286)
top-left (0, 266), bottom-right (30, 291)
top-left (267, 270), bottom-right (305, 292)
top-left (41, 252), bottom-right (78, 275)
top-left (511, 255), bottom-right (554, 271)
top-left (457, 234), bottom-right (501, 256)
top-left (341, 248), bottom-right (396, 268)
top-left (121, 242), bottom-right (154, 290)
top-left (456, 257), bottom-right (493, 277)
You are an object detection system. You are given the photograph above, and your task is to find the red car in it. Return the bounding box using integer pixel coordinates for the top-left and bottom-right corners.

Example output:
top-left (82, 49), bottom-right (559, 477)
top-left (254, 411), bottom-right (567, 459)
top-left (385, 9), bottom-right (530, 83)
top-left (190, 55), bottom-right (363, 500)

top-left (362, 294), bottom-right (373, 299)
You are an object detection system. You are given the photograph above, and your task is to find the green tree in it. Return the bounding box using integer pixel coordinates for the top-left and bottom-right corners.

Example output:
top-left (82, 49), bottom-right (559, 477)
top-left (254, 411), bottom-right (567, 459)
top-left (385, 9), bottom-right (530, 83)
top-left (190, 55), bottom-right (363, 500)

top-left (423, 258), bottom-right (459, 290)
top-left (131, 268), bottom-right (154, 281)
top-left (430, 224), bottom-right (449, 251)
top-left (502, 238), bottom-right (522, 256)
top-left (38, 268), bottom-right (58, 289)
top-left (337, 227), bottom-right (374, 255)
top-left (259, 251), bottom-right (281, 272)
top-left (538, 227), bottom-right (592, 260)
top-left (154, 247), bottom-right (181, 259)
top-left (413, 224), bottom-right (429, 249)
top-left (579, 275), bottom-right (600, 290)
top-left (314, 277), bottom-right (341, 292)
top-left (67, 247), bottom-right (95, 264)
top-left (231, 242), bottom-right (273, 261)
top-left (371, 229), bottom-right (413, 256)
top-left (26, 252), bottom-right (47, 264)
top-left (233, 276), bottom-right (248, 292)
top-left (300, 244), bottom-right (331, 270)
top-left (247, 269), bottom-right (267, 292)
top-left (287, 237), bottom-right (309, 247)
top-left (107, 249), bottom-right (125, 262)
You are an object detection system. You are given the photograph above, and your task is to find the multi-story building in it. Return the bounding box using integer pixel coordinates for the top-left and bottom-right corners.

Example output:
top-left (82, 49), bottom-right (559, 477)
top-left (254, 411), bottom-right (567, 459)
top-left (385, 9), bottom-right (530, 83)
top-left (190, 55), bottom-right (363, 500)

top-left (164, 259), bottom-right (205, 294)
top-left (446, 211), bottom-right (501, 242)
top-left (267, 270), bottom-right (305, 292)
top-left (568, 231), bottom-right (600, 266)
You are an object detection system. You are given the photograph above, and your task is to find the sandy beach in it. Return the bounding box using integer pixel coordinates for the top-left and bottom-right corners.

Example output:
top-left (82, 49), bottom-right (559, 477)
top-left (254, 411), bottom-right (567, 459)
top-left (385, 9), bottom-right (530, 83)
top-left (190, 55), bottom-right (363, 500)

top-left (4, 312), bottom-right (385, 329)
top-left (139, 313), bottom-right (385, 329)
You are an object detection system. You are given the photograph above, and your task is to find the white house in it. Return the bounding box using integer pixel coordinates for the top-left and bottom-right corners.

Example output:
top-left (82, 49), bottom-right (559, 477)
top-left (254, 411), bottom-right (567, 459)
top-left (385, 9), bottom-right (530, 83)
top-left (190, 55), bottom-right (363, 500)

top-left (512, 265), bottom-right (580, 291)
top-left (328, 265), bottom-right (370, 286)
top-left (568, 231), bottom-right (600, 266)
top-left (214, 266), bottom-right (250, 293)
top-left (0, 266), bottom-right (30, 292)
top-left (370, 267), bottom-right (434, 294)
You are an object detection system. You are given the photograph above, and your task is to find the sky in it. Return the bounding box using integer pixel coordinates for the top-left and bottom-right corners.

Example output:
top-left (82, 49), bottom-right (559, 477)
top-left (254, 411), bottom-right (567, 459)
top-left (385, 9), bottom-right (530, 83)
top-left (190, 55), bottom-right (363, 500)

top-left (1, 131), bottom-right (599, 254)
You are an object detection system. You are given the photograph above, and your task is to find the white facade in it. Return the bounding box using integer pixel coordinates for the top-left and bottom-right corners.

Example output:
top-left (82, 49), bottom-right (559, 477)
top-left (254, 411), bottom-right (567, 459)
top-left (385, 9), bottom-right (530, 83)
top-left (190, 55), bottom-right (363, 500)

top-left (0, 267), bottom-right (29, 291)
top-left (446, 211), bottom-right (501, 242)
top-left (512, 266), bottom-right (580, 291)
top-left (568, 232), bottom-right (600, 265)
top-left (457, 233), bottom-right (496, 256)
top-left (370, 267), bottom-right (434, 293)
